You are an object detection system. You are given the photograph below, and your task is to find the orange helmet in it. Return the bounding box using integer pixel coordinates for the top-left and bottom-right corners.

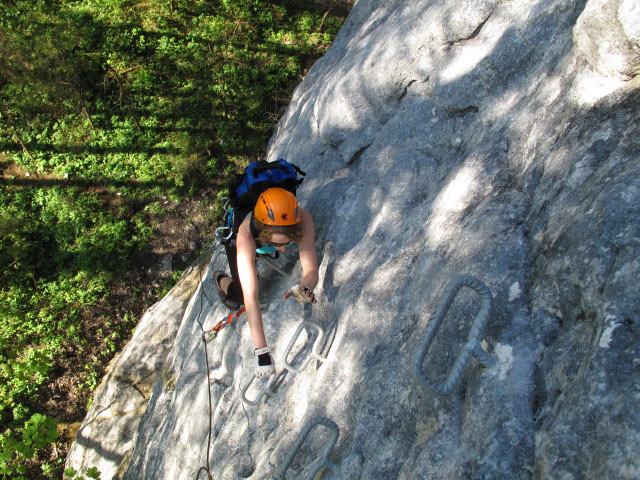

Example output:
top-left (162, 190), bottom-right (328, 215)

top-left (254, 188), bottom-right (300, 226)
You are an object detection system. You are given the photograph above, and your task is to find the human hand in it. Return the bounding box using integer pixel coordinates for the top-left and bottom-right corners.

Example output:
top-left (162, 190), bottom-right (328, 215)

top-left (254, 347), bottom-right (275, 377)
top-left (283, 284), bottom-right (317, 304)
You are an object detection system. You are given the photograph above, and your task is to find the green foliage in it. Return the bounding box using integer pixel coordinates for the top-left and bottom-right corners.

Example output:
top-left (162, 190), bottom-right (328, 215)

top-left (0, 413), bottom-right (59, 479)
top-left (0, 0), bottom-right (342, 191)
top-left (158, 269), bottom-right (184, 298)
top-left (0, 183), bottom-right (153, 428)
top-left (64, 466), bottom-right (101, 480)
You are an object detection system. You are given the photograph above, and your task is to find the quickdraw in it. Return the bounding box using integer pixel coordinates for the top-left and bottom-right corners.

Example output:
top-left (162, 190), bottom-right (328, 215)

top-left (207, 306), bottom-right (246, 341)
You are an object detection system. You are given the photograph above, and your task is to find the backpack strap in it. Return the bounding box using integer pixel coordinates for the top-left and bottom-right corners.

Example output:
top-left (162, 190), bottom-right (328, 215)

top-left (251, 162), bottom-right (289, 177)
top-left (291, 164), bottom-right (306, 187)
top-left (251, 159), bottom-right (306, 177)
top-left (291, 163), bottom-right (307, 177)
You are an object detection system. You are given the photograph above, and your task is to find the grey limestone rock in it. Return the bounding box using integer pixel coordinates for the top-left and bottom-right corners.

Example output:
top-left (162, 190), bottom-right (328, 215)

top-left (67, 0), bottom-right (640, 478)
top-left (64, 259), bottom-right (210, 479)
top-left (574, 0), bottom-right (640, 80)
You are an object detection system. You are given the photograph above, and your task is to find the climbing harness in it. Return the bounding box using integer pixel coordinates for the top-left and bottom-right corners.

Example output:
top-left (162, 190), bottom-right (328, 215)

top-left (273, 417), bottom-right (340, 480)
top-left (414, 275), bottom-right (497, 395)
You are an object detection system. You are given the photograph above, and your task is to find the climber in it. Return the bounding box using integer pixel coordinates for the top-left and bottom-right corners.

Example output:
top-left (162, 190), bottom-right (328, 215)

top-left (213, 187), bottom-right (318, 377)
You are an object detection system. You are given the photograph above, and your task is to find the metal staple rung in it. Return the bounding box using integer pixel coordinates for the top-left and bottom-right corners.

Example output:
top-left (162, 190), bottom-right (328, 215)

top-left (282, 320), bottom-right (327, 374)
top-left (257, 256), bottom-right (291, 278)
top-left (241, 373), bottom-right (277, 406)
top-left (414, 275), bottom-right (497, 395)
top-left (273, 417), bottom-right (340, 480)
top-left (244, 321), bottom-right (326, 408)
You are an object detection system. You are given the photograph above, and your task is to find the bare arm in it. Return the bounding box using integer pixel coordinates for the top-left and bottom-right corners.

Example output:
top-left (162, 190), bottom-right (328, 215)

top-left (298, 208), bottom-right (319, 290)
top-left (282, 208), bottom-right (319, 304)
top-left (236, 219), bottom-right (267, 349)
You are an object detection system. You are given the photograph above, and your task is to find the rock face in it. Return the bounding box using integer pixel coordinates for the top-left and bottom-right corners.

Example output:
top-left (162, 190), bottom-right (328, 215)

top-left (573, 0), bottom-right (640, 80)
top-left (66, 0), bottom-right (640, 479)
top-left (64, 258), bottom-right (208, 479)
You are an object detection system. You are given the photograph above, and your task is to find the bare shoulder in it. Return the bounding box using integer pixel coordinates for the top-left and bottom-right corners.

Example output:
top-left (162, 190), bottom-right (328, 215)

top-left (299, 207), bottom-right (314, 224)
top-left (236, 216), bottom-right (256, 253)
top-left (298, 208), bottom-right (316, 248)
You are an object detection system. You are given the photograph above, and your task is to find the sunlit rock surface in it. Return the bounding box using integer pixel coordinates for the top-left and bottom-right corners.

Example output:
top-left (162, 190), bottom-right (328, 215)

top-left (64, 259), bottom-right (208, 480)
top-left (573, 0), bottom-right (640, 80)
top-left (67, 0), bottom-right (639, 478)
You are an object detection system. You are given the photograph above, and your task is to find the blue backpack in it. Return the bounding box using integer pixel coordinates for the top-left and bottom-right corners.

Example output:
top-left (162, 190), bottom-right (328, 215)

top-left (217, 159), bottom-right (306, 247)
top-left (229, 159), bottom-right (306, 212)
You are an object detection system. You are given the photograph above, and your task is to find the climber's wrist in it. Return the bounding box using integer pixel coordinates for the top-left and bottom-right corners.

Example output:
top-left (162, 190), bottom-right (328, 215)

top-left (300, 285), bottom-right (316, 302)
top-left (301, 272), bottom-right (318, 292)
top-left (254, 347), bottom-right (275, 377)
top-left (286, 284), bottom-right (317, 304)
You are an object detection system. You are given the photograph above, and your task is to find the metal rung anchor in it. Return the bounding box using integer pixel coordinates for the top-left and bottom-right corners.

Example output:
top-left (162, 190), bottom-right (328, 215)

top-left (414, 275), bottom-right (497, 395)
top-left (241, 373), bottom-right (277, 406)
top-left (282, 320), bottom-right (327, 374)
top-left (273, 417), bottom-right (340, 480)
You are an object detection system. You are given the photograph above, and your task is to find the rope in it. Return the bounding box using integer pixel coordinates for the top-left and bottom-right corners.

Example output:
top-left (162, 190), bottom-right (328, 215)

top-left (192, 247), bottom-right (248, 478)
top-left (193, 248), bottom-right (220, 480)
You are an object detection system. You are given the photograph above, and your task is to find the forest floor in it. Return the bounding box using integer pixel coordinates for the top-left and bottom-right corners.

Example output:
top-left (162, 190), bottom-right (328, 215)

top-left (1, 154), bottom-right (227, 464)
